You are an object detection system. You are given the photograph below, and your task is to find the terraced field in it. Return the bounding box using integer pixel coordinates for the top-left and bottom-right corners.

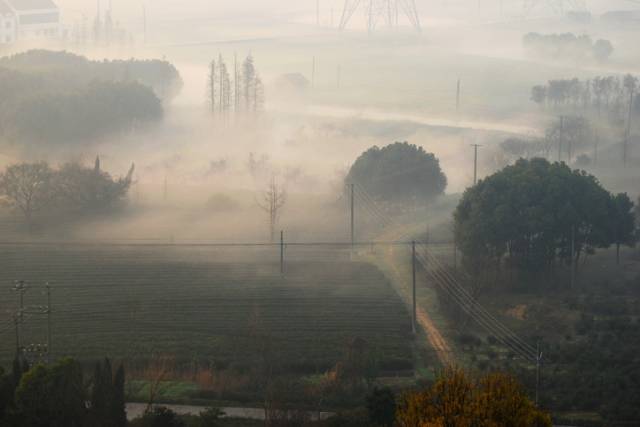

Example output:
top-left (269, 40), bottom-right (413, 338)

top-left (0, 244), bottom-right (413, 373)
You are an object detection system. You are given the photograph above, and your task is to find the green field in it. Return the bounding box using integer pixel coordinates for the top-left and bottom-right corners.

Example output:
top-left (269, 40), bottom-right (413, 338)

top-left (0, 244), bottom-right (413, 374)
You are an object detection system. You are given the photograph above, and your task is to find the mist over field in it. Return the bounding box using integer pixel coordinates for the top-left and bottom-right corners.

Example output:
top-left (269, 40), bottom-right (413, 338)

top-left (0, 1), bottom-right (639, 425)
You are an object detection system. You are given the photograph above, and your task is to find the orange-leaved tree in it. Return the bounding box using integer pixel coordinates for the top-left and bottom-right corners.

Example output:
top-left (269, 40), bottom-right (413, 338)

top-left (396, 367), bottom-right (551, 427)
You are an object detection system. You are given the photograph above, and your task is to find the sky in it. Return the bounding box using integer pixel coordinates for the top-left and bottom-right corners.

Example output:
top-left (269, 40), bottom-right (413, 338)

top-left (54, 0), bottom-right (640, 26)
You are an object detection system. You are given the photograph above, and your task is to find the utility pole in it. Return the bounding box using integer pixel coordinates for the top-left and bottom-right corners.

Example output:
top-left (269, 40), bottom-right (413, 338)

top-left (412, 241), bottom-right (417, 334)
top-left (570, 225), bottom-right (576, 289)
top-left (535, 342), bottom-right (543, 407)
top-left (624, 88), bottom-right (634, 167)
top-left (13, 315), bottom-right (20, 355)
top-left (350, 184), bottom-right (355, 248)
top-left (558, 115), bottom-right (565, 162)
top-left (163, 174), bottom-right (168, 201)
top-left (453, 233), bottom-right (458, 274)
top-left (471, 144), bottom-right (482, 185)
top-left (280, 230), bottom-right (285, 274)
top-left (13, 280), bottom-right (26, 355)
top-left (456, 78), bottom-right (461, 117)
top-left (46, 283), bottom-right (51, 365)
top-left (594, 126), bottom-right (599, 167)
top-left (316, 0), bottom-right (320, 26)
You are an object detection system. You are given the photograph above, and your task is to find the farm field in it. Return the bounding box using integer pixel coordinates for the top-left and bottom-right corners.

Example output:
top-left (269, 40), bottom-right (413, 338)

top-left (0, 244), bottom-right (414, 373)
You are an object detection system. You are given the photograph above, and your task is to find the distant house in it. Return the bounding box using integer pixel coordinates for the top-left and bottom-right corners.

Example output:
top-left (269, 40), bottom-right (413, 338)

top-left (0, 0), bottom-right (59, 44)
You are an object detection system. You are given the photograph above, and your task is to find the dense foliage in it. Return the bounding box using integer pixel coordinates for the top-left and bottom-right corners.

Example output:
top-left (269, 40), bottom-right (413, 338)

top-left (0, 50), bottom-right (178, 145)
top-left (454, 158), bottom-right (636, 282)
top-left (346, 142), bottom-right (447, 204)
top-left (0, 50), bottom-right (182, 101)
top-left (523, 32), bottom-right (614, 63)
top-left (0, 159), bottom-right (134, 230)
top-left (396, 367), bottom-right (551, 427)
top-left (0, 357), bottom-right (126, 427)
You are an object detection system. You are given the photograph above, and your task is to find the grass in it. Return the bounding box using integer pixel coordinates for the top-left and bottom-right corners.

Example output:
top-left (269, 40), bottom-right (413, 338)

top-left (0, 244), bottom-right (413, 374)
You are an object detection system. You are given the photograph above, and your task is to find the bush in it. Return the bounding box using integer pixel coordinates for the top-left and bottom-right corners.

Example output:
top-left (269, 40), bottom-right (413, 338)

top-left (132, 407), bottom-right (186, 427)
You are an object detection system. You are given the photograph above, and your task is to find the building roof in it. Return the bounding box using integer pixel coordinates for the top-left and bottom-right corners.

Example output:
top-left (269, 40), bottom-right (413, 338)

top-left (5, 0), bottom-right (58, 11)
top-left (0, 0), bottom-right (12, 15)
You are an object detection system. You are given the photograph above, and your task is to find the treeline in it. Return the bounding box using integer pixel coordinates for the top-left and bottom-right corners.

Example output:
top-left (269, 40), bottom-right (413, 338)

top-left (0, 358), bottom-right (550, 427)
top-left (0, 50), bottom-right (182, 145)
top-left (0, 50), bottom-right (183, 101)
top-left (454, 158), bottom-right (637, 285)
top-left (531, 75), bottom-right (638, 123)
top-left (1, 78), bottom-right (162, 144)
top-left (523, 32), bottom-right (614, 63)
top-left (0, 158), bottom-right (134, 231)
top-left (207, 54), bottom-right (264, 117)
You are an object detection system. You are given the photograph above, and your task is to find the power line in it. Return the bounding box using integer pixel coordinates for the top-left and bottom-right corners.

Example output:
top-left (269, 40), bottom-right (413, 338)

top-left (352, 185), bottom-right (537, 361)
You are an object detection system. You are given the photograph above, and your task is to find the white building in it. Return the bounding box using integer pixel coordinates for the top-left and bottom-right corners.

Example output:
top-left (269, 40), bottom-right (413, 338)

top-left (0, 0), bottom-right (59, 45)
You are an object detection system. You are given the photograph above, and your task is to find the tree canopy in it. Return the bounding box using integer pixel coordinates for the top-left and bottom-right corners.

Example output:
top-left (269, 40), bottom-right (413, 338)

top-left (346, 142), bottom-right (447, 204)
top-left (0, 159), bottom-right (134, 230)
top-left (454, 158), bottom-right (636, 282)
top-left (396, 367), bottom-right (551, 427)
top-left (0, 50), bottom-right (177, 145)
top-left (523, 32), bottom-right (614, 63)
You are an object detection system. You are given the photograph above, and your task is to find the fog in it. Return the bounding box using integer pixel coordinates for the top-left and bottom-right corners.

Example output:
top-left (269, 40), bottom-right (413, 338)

top-left (0, 0), bottom-right (639, 242)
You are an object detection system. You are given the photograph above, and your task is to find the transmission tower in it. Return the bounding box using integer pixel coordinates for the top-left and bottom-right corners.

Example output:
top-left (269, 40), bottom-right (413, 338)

top-left (339, 0), bottom-right (421, 32)
top-left (523, 0), bottom-right (587, 16)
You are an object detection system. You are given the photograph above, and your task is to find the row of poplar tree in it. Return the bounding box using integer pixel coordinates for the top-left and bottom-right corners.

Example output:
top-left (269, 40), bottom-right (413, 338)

top-left (207, 54), bottom-right (264, 116)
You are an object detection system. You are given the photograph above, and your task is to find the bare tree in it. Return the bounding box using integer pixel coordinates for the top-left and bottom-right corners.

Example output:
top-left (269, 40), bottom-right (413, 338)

top-left (0, 162), bottom-right (54, 230)
top-left (258, 176), bottom-right (286, 243)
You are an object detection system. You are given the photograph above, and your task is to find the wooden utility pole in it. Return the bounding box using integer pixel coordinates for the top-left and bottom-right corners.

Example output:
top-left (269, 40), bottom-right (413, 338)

top-left (471, 144), bottom-right (482, 185)
top-left (280, 230), bottom-right (285, 274)
top-left (453, 233), bottom-right (458, 274)
top-left (624, 89), bottom-right (634, 167)
top-left (535, 342), bottom-right (543, 407)
top-left (13, 280), bottom-right (26, 354)
top-left (456, 78), bottom-right (461, 117)
top-left (558, 115), bottom-right (565, 162)
top-left (13, 315), bottom-right (19, 355)
top-left (594, 126), bottom-right (599, 167)
top-left (570, 225), bottom-right (576, 289)
top-left (412, 241), bottom-right (417, 334)
top-left (350, 184), bottom-right (355, 248)
top-left (46, 283), bottom-right (51, 365)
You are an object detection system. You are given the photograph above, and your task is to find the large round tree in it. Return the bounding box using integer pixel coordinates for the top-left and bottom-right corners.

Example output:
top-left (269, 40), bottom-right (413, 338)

top-left (454, 158), bottom-right (636, 280)
top-left (346, 142), bottom-right (447, 203)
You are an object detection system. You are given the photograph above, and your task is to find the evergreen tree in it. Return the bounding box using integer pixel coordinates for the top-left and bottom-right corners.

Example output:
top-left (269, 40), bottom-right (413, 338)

top-left (112, 365), bottom-right (127, 427)
top-left (207, 60), bottom-right (217, 114)
top-left (242, 55), bottom-right (256, 112)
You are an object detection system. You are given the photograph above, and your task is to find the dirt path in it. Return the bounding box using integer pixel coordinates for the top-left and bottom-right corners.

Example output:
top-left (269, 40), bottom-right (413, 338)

top-left (383, 244), bottom-right (453, 366)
